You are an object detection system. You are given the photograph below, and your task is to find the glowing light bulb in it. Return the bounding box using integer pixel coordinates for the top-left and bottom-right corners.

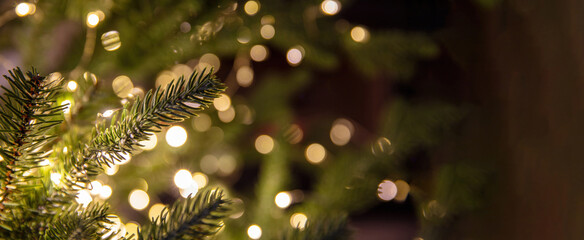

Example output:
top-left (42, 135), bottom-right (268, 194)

top-left (76, 190), bottom-right (93, 207)
top-left (244, 1), bottom-right (260, 16)
top-left (236, 66), bottom-right (254, 87)
top-left (255, 135), bottom-right (274, 154)
top-left (199, 53), bottom-right (221, 72)
top-left (290, 213), bottom-right (308, 229)
top-left (104, 164), bottom-right (118, 175)
top-left (129, 189), bottom-right (149, 210)
top-left (61, 100), bottom-right (72, 114)
top-left (90, 180), bottom-right (103, 195)
top-left (174, 169), bottom-right (193, 189)
top-left (86, 12), bottom-right (100, 28)
top-left (112, 75), bottom-right (134, 98)
top-left (139, 133), bottom-right (157, 150)
top-left (350, 26), bottom-right (370, 43)
top-left (320, 0), bottom-right (341, 15)
top-left (125, 223), bottom-right (140, 238)
top-left (286, 47), bottom-right (304, 66)
top-left (275, 191), bottom-right (292, 208)
top-left (100, 185), bottom-right (112, 199)
top-left (260, 25), bottom-right (275, 39)
top-left (101, 31), bottom-right (122, 51)
top-left (149, 203), bottom-right (166, 221)
top-left (192, 172), bottom-right (208, 189)
top-left (305, 143), bottom-right (326, 164)
top-left (213, 94), bottom-right (231, 111)
top-left (377, 180), bottom-right (397, 201)
top-left (15, 3), bottom-right (35, 17)
top-left (247, 225), bottom-right (262, 239)
top-left (50, 173), bottom-right (62, 186)
top-left (102, 109), bottom-right (114, 118)
top-left (166, 126), bottom-right (187, 147)
top-left (218, 106), bottom-right (236, 123)
top-left (330, 118), bottom-right (354, 146)
top-left (250, 45), bottom-right (268, 62)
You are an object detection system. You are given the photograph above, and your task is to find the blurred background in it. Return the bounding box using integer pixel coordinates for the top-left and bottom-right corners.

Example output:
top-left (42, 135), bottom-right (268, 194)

top-left (1, 0), bottom-right (583, 239)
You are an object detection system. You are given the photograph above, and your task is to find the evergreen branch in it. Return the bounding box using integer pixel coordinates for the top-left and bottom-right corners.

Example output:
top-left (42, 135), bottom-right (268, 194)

top-left (67, 69), bottom-right (224, 184)
top-left (42, 202), bottom-right (119, 240)
top-left (0, 68), bottom-right (65, 222)
top-left (139, 189), bottom-right (231, 240)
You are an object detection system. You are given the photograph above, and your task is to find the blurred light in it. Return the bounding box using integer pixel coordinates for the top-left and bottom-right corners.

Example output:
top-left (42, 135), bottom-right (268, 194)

top-left (112, 75), bottom-right (134, 98)
top-left (247, 225), bottom-right (262, 239)
top-left (179, 183), bottom-right (199, 198)
top-left (260, 15), bottom-right (275, 25)
top-left (15, 3), bottom-right (35, 17)
top-left (286, 47), bottom-right (304, 66)
top-left (255, 135), bottom-right (275, 154)
top-left (131, 88), bottom-right (145, 99)
top-left (156, 71), bottom-right (176, 88)
top-left (139, 133), bottom-right (157, 150)
top-left (138, 178), bottom-right (149, 191)
top-left (166, 126), bottom-right (187, 147)
top-left (63, 147), bottom-right (68, 154)
top-left (394, 180), bottom-right (410, 202)
top-left (76, 190), bottom-right (92, 207)
top-left (305, 143), bottom-right (326, 164)
top-left (260, 25), bottom-right (275, 39)
top-left (100, 185), bottom-right (113, 199)
top-left (230, 198), bottom-right (245, 219)
top-left (39, 159), bottom-right (49, 166)
top-left (192, 172), bottom-right (208, 189)
top-left (125, 222), bottom-right (140, 238)
top-left (377, 180), bottom-right (397, 201)
top-left (61, 100), bottom-right (72, 114)
top-left (66, 81), bottom-right (78, 92)
top-left (236, 104), bottom-right (254, 125)
top-left (213, 94), bottom-right (231, 111)
top-left (350, 26), bottom-right (370, 43)
top-left (148, 203), bottom-right (166, 221)
top-left (86, 12), bottom-right (100, 28)
top-left (284, 124), bottom-right (303, 144)
top-left (101, 31), bottom-right (122, 51)
top-left (275, 191), bottom-right (292, 208)
top-left (102, 109), bottom-right (114, 118)
top-left (218, 154), bottom-right (237, 176)
top-left (320, 0), bottom-right (341, 15)
top-left (236, 66), bottom-right (254, 87)
top-left (90, 180), bottom-right (103, 195)
top-left (218, 106), bottom-right (236, 123)
top-left (244, 1), bottom-right (260, 16)
top-left (200, 155), bottom-right (219, 174)
top-left (371, 137), bottom-right (394, 156)
top-left (50, 173), bottom-right (61, 186)
top-left (180, 22), bottom-right (191, 33)
top-left (129, 189), bottom-right (149, 210)
top-left (237, 27), bottom-right (251, 44)
top-left (330, 118), bottom-right (354, 146)
top-left (102, 215), bottom-right (124, 239)
top-left (83, 71), bottom-right (98, 85)
top-left (174, 169), bottom-right (193, 189)
top-left (104, 164), bottom-right (118, 175)
top-left (290, 213), bottom-right (308, 229)
top-left (250, 45), bottom-right (268, 62)
top-left (193, 113), bottom-right (212, 132)
top-left (423, 200), bottom-right (446, 219)
top-left (199, 53), bottom-right (221, 72)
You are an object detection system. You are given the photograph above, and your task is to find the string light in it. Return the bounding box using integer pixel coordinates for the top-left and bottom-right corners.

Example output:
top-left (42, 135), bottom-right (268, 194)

top-left (139, 133), bottom-right (157, 150)
top-left (61, 100), bottom-right (72, 114)
top-left (129, 189), bottom-right (149, 210)
top-left (100, 185), bottom-right (113, 199)
top-left (330, 118), bottom-right (354, 146)
top-left (394, 180), bottom-right (410, 202)
top-left (290, 213), bottom-right (308, 229)
top-left (274, 191), bottom-right (292, 208)
top-left (213, 94), bottom-right (231, 111)
top-left (218, 106), bottom-right (236, 123)
top-left (101, 31), bottom-right (122, 51)
top-left (320, 0), bottom-right (341, 15)
top-left (50, 173), bottom-right (62, 186)
top-left (247, 225), bottom-right (262, 239)
top-left (255, 135), bottom-right (275, 154)
top-left (104, 164), bottom-right (118, 175)
top-left (149, 203), bottom-right (166, 221)
top-left (305, 143), bottom-right (326, 164)
top-left (260, 25), bottom-right (275, 39)
top-left (76, 190), bottom-right (93, 207)
top-left (192, 172), bottom-right (208, 189)
top-left (166, 126), bottom-right (187, 147)
top-left (377, 180), bottom-right (397, 201)
top-left (174, 169), bottom-right (193, 189)
top-left (244, 1), bottom-right (260, 16)
top-left (260, 15), bottom-right (275, 25)
top-left (199, 53), bottom-right (221, 72)
top-left (15, 3), bottom-right (35, 17)
top-left (112, 75), bottom-right (134, 98)
top-left (237, 27), bottom-right (251, 44)
top-left (236, 66), bottom-right (254, 87)
top-left (89, 180), bottom-right (103, 195)
top-left (250, 45), bottom-right (268, 62)
top-left (102, 215), bottom-right (124, 239)
top-left (286, 47), bottom-right (304, 66)
top-left (125, 222), bottom-right (140, 238)
top-left (350, 26), bottom-right (370, 43)
top-left (86, 12), bottom-right (100, 28)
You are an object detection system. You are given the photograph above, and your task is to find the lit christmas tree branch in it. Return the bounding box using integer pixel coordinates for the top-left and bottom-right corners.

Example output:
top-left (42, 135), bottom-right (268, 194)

top-left (139, 189), bottom-right (231, 240)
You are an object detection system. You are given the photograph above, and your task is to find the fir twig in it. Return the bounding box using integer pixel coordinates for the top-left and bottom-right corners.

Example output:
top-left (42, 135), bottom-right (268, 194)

top-left (139, 189), bottom-right (231, 240)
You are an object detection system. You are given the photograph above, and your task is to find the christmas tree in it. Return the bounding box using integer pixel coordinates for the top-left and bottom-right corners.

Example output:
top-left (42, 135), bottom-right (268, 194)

top-left (0, 0), bottom-right (489, 239)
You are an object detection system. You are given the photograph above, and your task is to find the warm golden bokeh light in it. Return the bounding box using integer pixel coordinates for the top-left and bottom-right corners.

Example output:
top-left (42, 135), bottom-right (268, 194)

top-left (260, 25), bottom-right (275, 39)
top-left (320, 0), bottom-right (341, 15)
top-left (193, 113), bottom-right (212, 132)
top-left (86, 12), bottom-right (100, 28)
top-left (112, 75), bottom-right (133, 98)
top-left (101, 31), bottom-right (122, 51)
top-left (255, 135), bottom-right (275, 154)
top-left (275, 191), bottom-right (292, 208)
top-left (250, 45), bottom-right (268, 62)
top-left (305, 143), bottom-right (326, 164)
top-left (330, 118), bottom-right (354, 146)
top-left (15, 3), bottom-right (34, 17)
top-left (192, 172), bottom-right (208, 189)
top-left (290, 213), bottom-right (308, 229)
top-left (394, 180), bottom-right (410, 202)
top-left (139, 133), bottom-right (157, 150)
top-left (236, 66), bottom-right (254, 87)
top-left (247, 224), bottom-right (262, 239)
top-left (66, 81), bottom-right (78, 92)
top-left (100, 185), bottom-right (112, 199)
top-left (218, 106), bottom-right (236, 123)
top-left (350, 26), bottom-right (370, 43)
top-left (213, 94), bottom-right (231, 111)
top-left (166, 126), bottom-right (187, 147)
top-left (286, 47), bottom-right (304, 66)
top-left (199, 53), bottom-right (221, 72)
top-left (377, 180), bottom-right (397, 201)
top-left (174, 169), bottom-right (193, 189)
top-left (148, 203), bottom-right (166, 221)
top-left (129, 189), bottom-right (149, 210)
top-left (244, 1), bottom-right (260, 16)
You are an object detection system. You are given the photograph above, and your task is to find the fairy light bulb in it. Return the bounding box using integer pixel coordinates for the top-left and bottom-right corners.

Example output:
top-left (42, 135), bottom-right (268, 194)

top-left (15, 3), bottom-right (35, 17)
top-left (139, 133), bottom-right (157, 150)
top-left (244, 1), bottom-right (260, 16)
top-left (213, 94), bottom-right (231, 111)
top-left (350, 26), bottom-right (370, 43)
top-left (90, 180), bottom-right (103, 195)
top-left (320, 0), bottom-right (341, 15)
top-left (149, 203), bottom-right (166, 221)
top-left (377, 180), bottom-right (398, 201)
top-left (305, 143), bottom-right (326, 164)
top-left (86, 12), bottom-right (100, 28)
top-left (129, 189), bottom-right (149, 210)
top-left (76, 190), bottom-right (92, 207)
top-left (260, 25), bottom-right (275, 39)
top-left (275, 191), bottom-right (292, 208)
top-left (174, 169), bottom-right (193, 189)
top-left (247, 225), bottom-right (262, 239)
top-left (290, 213), bottom-right (308, 229)
top-left (255, 135), bottom-right (274, 154)
top-left (166, 126), bottom-right (187, 147)
top-left (100, 185), bottom-right (113, 199)
top-left (286, 47), bottom-right (304, 66)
